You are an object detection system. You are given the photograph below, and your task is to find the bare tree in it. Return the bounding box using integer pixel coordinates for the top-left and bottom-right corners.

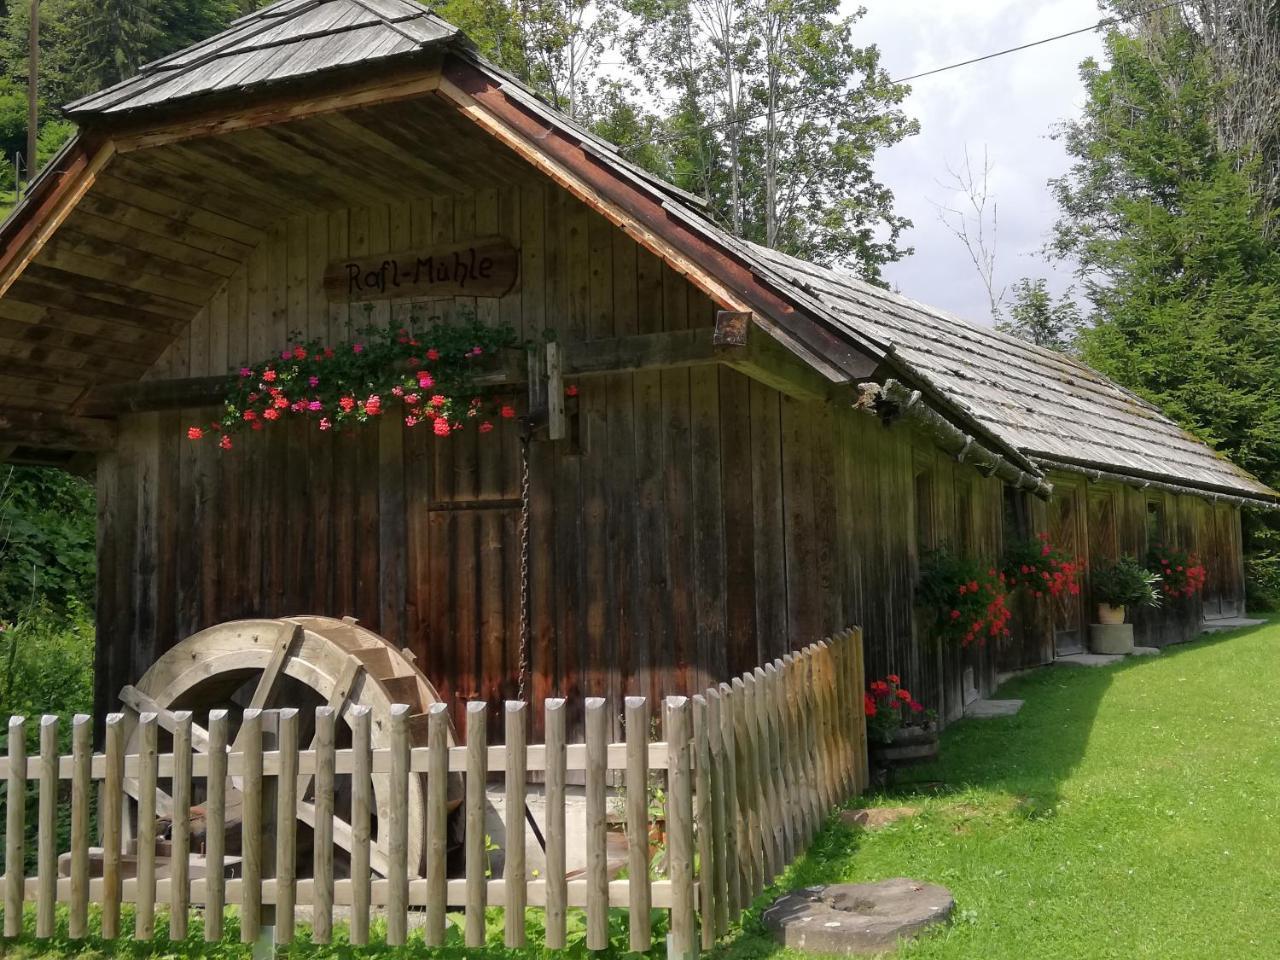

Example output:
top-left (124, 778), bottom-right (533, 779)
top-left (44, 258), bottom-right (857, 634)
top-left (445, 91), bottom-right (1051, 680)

top-left (935, 145), bottom-right (1005, 323)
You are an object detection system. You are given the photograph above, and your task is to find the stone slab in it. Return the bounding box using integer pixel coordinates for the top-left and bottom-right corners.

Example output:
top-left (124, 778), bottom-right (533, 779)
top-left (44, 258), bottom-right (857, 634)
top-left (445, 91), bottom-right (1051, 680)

top-left (1055, 653), bottom-right (1124, 668)
top-left (840, 806), bottom-right (921, 831)
top-left (764, 879), bottom-right (954, 955)
top-left (1201, 617), bottom-right (1266, 633)
top-left (1131, 646), bottom-right (1160, 656)
top-left (965, 698), bottom-right (1024, 718)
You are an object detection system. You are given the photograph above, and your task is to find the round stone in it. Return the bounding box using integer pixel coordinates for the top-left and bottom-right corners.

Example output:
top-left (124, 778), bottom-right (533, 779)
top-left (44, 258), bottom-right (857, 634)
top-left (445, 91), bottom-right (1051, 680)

top-left (762, 878), bottom-right (954, 955)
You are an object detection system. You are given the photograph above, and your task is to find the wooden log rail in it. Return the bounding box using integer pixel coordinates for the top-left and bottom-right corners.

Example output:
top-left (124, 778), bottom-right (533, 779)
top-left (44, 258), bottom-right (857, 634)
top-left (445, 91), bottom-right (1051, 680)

top-left (0, 629), bottom-right (868, 956)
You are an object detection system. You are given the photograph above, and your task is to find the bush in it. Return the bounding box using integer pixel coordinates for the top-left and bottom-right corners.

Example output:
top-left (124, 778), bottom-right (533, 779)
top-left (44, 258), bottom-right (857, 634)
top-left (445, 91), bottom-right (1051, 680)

top-left (0, 466), bottom-right (96, 620)
top-left (1246, 552), bottom-right (1280, 612)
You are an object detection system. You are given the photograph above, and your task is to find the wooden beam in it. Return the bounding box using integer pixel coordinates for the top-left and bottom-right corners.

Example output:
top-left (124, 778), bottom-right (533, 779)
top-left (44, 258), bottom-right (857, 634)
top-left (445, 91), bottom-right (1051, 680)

top-left (0, 409), bottom-right (117, 450)
top-left (74, 321), bottom-right (845, 416)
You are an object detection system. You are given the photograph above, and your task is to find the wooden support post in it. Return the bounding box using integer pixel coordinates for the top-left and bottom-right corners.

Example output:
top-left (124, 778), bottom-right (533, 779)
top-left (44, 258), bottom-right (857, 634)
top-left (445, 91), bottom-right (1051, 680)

top-left (504, 701), bottom-right (528, 948)
top-left (274, 708), bottom-right (299, 945)
top-left (69, 715), bottom-right (91, 939)
top-left (349, 705), bottom-right (373, 946)
top-left (204, 711), bottom-right (228, 942)
top-left (543, 698), bottom-right (568, 950)
top-left (387, 704), bottom-right (410, 947)
top-left (424, 704), bottom-right (449, 947)
top-left (625, 697), bottom-right (652, 951)
top-left (136, 713), bottom-right (159, 939)
top-left (585, 697), bottom-right (609, 951)
top-left (666, 696), bottom-right (697, 960)
top-left (313, 706), bottom-right (336, 944)
top-left (464, 702), bottom-right (487, 947)
top-left (36, 716), bottom-right (57, 938)
top-left (239, 709), bottom-right (263, 944)
top-left (546, 341), bottom-right (565, 440)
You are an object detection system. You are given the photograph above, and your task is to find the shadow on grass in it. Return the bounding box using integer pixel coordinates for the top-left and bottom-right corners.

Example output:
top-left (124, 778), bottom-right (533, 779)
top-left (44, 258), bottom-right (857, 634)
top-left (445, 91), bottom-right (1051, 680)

top-left (709, 620), bottom-right (1273, 958)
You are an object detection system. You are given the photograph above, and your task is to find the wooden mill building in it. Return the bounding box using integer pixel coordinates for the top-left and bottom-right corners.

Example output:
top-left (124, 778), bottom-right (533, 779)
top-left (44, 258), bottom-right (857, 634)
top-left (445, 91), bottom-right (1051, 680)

top-left (0, 0), bottom-right (1273, 731)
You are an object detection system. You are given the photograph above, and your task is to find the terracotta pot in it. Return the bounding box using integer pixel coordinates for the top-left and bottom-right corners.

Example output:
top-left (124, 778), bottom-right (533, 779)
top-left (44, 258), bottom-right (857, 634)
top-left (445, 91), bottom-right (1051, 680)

top-left (1097, 603), bottom-right (1127, 625)
top-left (869, 724), bottom-right (939, 769)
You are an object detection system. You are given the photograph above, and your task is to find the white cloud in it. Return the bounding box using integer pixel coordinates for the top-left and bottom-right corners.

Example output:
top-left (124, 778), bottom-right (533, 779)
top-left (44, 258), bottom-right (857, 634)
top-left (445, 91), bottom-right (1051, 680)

top-left (852, 0), bottom-right (1106, 323)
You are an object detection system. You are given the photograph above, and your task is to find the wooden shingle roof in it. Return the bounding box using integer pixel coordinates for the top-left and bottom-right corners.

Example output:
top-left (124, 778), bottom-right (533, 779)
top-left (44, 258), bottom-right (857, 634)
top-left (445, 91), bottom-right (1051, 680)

top-left (65, 0), bottom-right (460, 118)
top-left (746, 243), bottom-right (1276, 501)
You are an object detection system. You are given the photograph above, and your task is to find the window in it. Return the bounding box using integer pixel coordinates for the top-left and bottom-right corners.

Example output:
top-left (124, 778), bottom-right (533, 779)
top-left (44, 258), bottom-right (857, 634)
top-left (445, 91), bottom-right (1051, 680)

top-left (956, 479), bottom-right (974, 553)
top-left (1003, 486), bottom-right (1030, 547)
top-left (915, 469), bottom-right (935, 556)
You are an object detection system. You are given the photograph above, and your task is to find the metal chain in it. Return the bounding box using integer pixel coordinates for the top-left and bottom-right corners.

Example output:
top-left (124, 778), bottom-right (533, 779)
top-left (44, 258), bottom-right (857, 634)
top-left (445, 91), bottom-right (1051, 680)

top-left (517, 431), bottom-right (532, 702)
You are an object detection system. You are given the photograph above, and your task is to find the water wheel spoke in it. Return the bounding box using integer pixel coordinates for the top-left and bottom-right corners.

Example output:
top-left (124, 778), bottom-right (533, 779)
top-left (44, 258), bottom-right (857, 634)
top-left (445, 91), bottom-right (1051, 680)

top-left (296, 800), bottom-right (392, 876)
top-left (297, 655), bottom-right (363, 803)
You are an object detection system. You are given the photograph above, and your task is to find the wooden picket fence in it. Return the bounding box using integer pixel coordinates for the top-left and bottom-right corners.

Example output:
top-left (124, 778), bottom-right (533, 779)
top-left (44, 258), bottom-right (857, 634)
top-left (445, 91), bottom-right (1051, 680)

top-left (0, 628), bottom-right (866, 956)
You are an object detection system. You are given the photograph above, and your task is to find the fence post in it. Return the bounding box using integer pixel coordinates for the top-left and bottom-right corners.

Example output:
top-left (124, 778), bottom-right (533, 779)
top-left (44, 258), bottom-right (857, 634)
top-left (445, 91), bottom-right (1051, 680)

top-left (464, 701), bottom-right (488, 948)
top-left (170, 711), bottom-right (193, 940)
top-left (665, 695), bottom-right (697, 960)
top-left (240, 709), bottom-right (263, 944)
top-left (275, 708), bottom-right (299, 945)
top-left (624, 696), bottom-right (652, 952)
top-left (693, 695), bottom-right (715, 951)
top-left (34, 716), bottom-right (56, 939)
top-left (3, 716), bottom-right (25, 939)
top-left (135, 713), bottom-right (159, 940)
top-left (854, 628), bottom-right (868, 792)
top-left (585, 697), bottom-right (609, 951)
top-left (204, 710), bottom-right (228, 942)
top-left (69, 714), bottom-right (91, 940)
top-left (386, 704), bottom-right (410, 947)
top-left (349, 705), bottom-right (373, 946)
top-left (544, 698), bottom-right (568, 950)
top-left (101, 713), bottom-right (124, 940)
top-left (705, 688), bottom-right (730, 939)
top-left (424, 704), bottom-right (449, 947)
top-left (504, 700), bottom-right (528, 949)
top-left (732, 675), bottom-right (761, 899)
top-left (716, 682), bottom-right (743, 914)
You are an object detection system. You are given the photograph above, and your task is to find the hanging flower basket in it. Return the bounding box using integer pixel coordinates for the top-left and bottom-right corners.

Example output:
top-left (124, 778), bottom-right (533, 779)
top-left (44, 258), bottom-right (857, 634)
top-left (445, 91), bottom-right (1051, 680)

top-left (186, 308), bottom-right (525, 448)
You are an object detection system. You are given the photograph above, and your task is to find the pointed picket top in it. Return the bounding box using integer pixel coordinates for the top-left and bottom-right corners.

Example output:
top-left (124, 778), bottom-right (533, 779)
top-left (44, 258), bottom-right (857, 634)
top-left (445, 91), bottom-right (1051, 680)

top-left (65, 0), bottom-right (463, 118)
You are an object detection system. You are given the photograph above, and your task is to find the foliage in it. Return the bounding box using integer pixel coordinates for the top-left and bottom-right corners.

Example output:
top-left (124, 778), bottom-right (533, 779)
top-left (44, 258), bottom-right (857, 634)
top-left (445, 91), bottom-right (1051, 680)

top-left (188, 310), bottom-right (522, 447)
top-left (1245, 550), bottom-right (1280, 611)
top-left (0, 466), bottom-right (96, 620)
top-left (724, 616), bottom-right (1280, 959)
top-left (1147, 543), bottom-right (1208, 599)
top-left (1091, 555), bottom-right (1162, 609)
top-left (1051, 24), bottom-right (1280, 494)
top-left (916, 548), bottom-right (1011, 647)
top-left (863, 674), bottom-right (927, 745)
top-left (1002, 532), bottom-right (1082, 601)
top-left (995, 278), bottom-right (1082, 353)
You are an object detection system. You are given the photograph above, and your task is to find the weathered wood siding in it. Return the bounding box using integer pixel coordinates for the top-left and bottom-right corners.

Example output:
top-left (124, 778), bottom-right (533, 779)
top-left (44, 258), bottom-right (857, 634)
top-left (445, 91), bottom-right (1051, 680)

top-left (94, 183), bottom-right (1025, 734)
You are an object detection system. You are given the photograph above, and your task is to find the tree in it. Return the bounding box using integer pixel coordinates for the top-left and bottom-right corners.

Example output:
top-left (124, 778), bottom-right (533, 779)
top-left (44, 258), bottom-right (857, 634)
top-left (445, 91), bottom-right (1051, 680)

top-left (996, 278), bottom-right (1081, 353)
top-left (935, 146), bottom-right (1004, 323)
top-left (1052, 20), bottom-right (1280, 489)
top-left (620, 0), bottom-right (917, 283)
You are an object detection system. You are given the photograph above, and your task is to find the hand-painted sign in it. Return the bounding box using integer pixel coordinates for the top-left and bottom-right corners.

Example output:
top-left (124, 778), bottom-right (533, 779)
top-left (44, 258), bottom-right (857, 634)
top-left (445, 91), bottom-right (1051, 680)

top-left (324, 237), bottom-right (519, 302)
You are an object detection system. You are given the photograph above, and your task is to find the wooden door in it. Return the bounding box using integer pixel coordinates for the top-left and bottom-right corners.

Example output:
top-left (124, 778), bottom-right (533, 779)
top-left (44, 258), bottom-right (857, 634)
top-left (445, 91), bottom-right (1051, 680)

top-left (1210, 503), bottom-right (1242, 619)
top-left (1049, 483), bottom-right (1086, 656)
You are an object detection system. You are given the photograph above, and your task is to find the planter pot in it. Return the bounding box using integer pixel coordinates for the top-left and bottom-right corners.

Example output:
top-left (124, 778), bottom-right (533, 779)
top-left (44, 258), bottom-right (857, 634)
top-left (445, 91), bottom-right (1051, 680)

top-left (1097, 603), bottom-right (1127, 625)
top-left (869, 725), bottom-right (939, 771)
top-left (1090, 622), bottom-right (1135, 655)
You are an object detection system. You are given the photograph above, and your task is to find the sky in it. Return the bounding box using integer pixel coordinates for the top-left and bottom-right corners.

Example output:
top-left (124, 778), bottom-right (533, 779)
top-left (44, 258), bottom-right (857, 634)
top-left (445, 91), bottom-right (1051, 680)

top-left (853, 0), bottom-right (1109, 324)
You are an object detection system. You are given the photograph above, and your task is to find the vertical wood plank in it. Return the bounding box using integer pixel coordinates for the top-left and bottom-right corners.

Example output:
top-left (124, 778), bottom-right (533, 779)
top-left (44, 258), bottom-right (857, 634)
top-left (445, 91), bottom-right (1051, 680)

top-left (102, 714), bottom-right (124, 940)
top-left (855, 628), bottom-right (869, 792)
top-left (544, 698), bottom-right (568, 950)
top-left (313, 706), bottom-right (336, 943)
top-left (624, 697), bottom-right (652, 950)
top-left (744, 672), bottom-right (774, 884)
top-left (764, 664), bottom-right (791, 864)
top-left (35, 716), bottom-right (57, 938)
top-left (136, 713), bottom-right (159, 940)
top-left (465, 702), bottom-right (487, 947)
top-left (705, 689), bottom-right (730, 938)
top-left (585, 696), bottom-right (609, 951)
top-left (731, 676), bottom-right (760, 898)
top-left (239, 709), bottom-right (263, 944)
top-left (387, 704), bottom-right (410, 946)
top-left (693, 696), bottom-right (715, 950)
top-left (204, 710), bottom-right (228, 942)
top-left (424, 704), bottom-right (449, 947)
top-left (716, 683), bottom-right (742, 915)
top-left (504, 702), bottom-right (528, 947)
top-left (349, 705), bottom-right (372, 946)
top-left (69, 715), bottom-right (91, 939)
top-left (170, 711), bottom-right (193, 940)
top-left (275, 708), bottom-right (299, 944)
top-left (665, 696), bottom-right (696, 960)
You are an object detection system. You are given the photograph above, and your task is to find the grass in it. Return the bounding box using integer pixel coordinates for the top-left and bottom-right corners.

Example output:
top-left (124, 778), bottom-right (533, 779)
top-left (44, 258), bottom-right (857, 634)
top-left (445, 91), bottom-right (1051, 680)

top-left (722, 616), bottom-right (1280, 959)
top-left (3, 619), bottom-right (1279, 958)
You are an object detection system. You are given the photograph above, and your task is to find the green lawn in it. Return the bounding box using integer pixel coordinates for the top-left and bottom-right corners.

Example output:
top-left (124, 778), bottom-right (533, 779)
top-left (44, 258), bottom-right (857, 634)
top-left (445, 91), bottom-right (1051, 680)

top-left (4, 619), bottom-right (1279, 959)
top-left (724, 617), bottom-right (1280, 959)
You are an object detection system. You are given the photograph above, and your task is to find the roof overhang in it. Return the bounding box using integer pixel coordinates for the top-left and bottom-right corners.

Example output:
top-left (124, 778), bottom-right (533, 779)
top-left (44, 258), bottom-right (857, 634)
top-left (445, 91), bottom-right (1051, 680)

top-left (1032, 454), bottom-right (1280, 510)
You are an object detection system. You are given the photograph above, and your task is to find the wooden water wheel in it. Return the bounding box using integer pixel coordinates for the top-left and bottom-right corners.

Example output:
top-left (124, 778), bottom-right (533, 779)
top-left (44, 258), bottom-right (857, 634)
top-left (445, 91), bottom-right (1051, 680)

top-left (117, 616), bottom-right (463, 878)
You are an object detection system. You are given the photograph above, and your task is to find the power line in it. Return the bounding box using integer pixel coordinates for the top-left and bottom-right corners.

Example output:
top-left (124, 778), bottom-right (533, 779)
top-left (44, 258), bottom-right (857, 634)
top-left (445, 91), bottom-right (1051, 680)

top-left (624, 0), bottom-right (1184, 150)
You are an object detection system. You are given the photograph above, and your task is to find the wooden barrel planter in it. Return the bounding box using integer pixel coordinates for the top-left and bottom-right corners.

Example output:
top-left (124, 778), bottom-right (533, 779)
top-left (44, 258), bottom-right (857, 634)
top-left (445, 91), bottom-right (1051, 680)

top-left (869, 724), bottom-right (939, 779)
